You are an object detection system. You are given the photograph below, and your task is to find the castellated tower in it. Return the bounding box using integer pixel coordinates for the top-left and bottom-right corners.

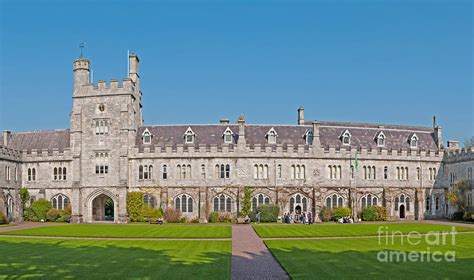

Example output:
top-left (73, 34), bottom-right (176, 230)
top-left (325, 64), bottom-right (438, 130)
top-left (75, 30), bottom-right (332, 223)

top-left (69, 54), bottom-right (143, 223)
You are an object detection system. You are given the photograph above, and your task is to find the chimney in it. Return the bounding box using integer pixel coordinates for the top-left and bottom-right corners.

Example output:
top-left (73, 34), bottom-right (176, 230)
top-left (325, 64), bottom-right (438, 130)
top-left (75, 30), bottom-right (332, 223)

top-left (298, 106), bottom-right (305, 125)
top-left (434, 126), bottom-right (442, 149)
top-left (311, 121), bottom-right (320, 148)
top-left (447, 140), bottom-right (459, 150)
top-left (219, 118), bottom-right (230, 125)
top-left (237, 115), bottom-right (246, 146)
top-left (3, 131), bottom-right (11, 147)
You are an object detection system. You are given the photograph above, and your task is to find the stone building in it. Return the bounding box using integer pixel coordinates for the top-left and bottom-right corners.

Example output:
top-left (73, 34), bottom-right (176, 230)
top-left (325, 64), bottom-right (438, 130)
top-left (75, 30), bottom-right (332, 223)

top-left (1, 54), bottom-right (472, 223)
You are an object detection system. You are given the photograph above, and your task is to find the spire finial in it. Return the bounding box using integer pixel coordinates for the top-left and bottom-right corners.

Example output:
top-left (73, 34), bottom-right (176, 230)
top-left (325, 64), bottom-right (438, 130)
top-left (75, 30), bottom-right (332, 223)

top-left (79, 42), bottom-right (85, 57)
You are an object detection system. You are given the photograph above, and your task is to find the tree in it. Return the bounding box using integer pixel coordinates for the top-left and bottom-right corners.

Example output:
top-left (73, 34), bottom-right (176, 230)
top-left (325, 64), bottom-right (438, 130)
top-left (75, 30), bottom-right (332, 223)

top-left (240, 187), bottom-right (254, 217)
top-left (464, 136), bottom-right (474, 149)
top-left (447, 180), bottom-right (472, 213)
top-left (20, 188), bottom-right (30, 208)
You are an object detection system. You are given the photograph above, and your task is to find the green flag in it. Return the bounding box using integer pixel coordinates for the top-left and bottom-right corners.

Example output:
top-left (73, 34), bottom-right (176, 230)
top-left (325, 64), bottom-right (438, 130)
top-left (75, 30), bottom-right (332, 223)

top-left (354, 152), bottom-right (359, 170)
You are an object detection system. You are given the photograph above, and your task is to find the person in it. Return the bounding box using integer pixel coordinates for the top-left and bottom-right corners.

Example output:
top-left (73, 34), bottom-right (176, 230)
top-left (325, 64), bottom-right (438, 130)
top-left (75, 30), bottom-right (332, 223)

top-left (244, 215), bottom-right (250, 223)
top-left (255, 211), bottom-right (259, 224)
top-left (257, 211), bottom-right (261, 223)
top-left (307, 211), bottom-right (313, 225)
top-left (338, 217), bottom-right (344, 224)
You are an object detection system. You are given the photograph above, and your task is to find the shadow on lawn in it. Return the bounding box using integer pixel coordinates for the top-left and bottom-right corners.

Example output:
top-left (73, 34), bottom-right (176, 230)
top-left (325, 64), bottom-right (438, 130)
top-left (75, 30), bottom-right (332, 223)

top-left (0, 239), bottom-right (230, 279)
top-left (266, 247), bottom-right (474, 280)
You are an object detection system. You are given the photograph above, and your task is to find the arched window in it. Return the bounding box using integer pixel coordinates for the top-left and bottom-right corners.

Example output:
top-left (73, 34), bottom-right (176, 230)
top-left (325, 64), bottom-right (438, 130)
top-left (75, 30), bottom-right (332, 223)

top-left (435, 197), bottom-right (439, 210)
top-left (395, 194), bottom-right (411, 212)
top-left (175, 194), bottom-right (194, 213)
top-left (360, 194), bottom-right (379, 208)
top-left (341, 130), bottom-right (351, 145)
top-left (426, 197), bottom-right (431, 211)
top-left (254, 165), bottom-right (258, 179)
top-left (51, 194), bottom-right (70, 210)
top-left (144, 194), bottom-right (156, 208)
top-left (63, 167), bottom-right (67, 180)
top-left (184, 127), bottom-right (195, 144)
top-left (223, 127), bottom-right (233, 144)
top-left (6, 195), bottom-right (13, 218)
top-left (377, 132), bottom-right (386, 146)
top-left (326, 194), bottom-right (344, 208)
top-left (289, 193), bottom-right (309, 213)
top-left (139, 165), bottom-right (143, 180)
top-left (143, 165), bottom-right (149, 180)
top-left (266, 128), bottom-right (277, 144)
top-left (213, 194), bottom-right (233, 212)
top-left (162, 165), bottom-right (168, 179)
top-left (410, 134), bottom-right (419, 148)
top-left (252, 194), bottom-right (270, 210)
top-left (142, 129), bottom-right (152, 144)
top-left (53, 167), bottom-right (58, 180)
top-left (277, 164), bottom-right (282, 179)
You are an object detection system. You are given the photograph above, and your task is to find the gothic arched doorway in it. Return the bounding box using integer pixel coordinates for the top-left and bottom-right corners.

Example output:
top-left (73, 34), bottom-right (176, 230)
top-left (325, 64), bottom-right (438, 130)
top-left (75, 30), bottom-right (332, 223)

top-left (399, 204), bottom-right (405, 219)
top-left (92, 194), bottom-right (114, 222)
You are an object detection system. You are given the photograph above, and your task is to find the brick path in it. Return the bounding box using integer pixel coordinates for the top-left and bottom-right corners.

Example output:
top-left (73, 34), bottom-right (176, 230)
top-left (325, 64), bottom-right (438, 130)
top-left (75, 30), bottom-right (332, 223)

top-left (231, 224), bottom-right (289, 280)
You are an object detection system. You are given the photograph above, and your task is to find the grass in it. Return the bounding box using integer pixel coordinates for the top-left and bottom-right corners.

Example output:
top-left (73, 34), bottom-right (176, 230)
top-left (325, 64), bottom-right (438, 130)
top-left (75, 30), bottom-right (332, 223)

top-left (254, 223), bottom-right (474, 238)
top-left (0, 224), bottom-right (232, 238)
top-left (0, 237), bottom-right (231, 279)
top-left (265, 234), bottom-right (474, 279)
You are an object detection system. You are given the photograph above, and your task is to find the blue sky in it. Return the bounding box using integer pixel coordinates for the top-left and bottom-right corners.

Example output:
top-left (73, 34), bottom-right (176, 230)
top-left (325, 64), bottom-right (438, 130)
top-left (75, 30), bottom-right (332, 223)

top-left (0, 0), bottom-right (472, 144)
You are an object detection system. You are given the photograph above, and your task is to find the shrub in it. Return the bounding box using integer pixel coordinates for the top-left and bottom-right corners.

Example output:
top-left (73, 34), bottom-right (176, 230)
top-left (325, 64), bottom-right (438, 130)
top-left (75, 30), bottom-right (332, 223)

top-left (189, 217), bottom-right (200, 223)
top-left (164, 208), bottom-right (182, 223)
top-left (59, 206), bottom-right (72, 217)
top-left (0, 211), bottom-right (7, 224)
top-left (333, 207), bottom-right (351, 220)
top-left (319, 207), bottom-right (333, 222)
top-left (31, 199), bottom-right (52, 221)
top-left (463, 212), bottom-right (474, 221)
top-left (451, 211), bottom-right (464, 221)
top-left (47, 208), bottom-right (60, 222)
top-left (208, 212), bottom-right (220, 223)
top-left (127, 192), bottom-right (144, 222)
top-left (257, 204), bottom-right (279, 222)
top-left (374, 205), bottom-right (388, 221)
top-left (23, 207), bottom-right (36, 221)
top-left (142, 206), bottom-right (163, 221)
top-left (361, 207), bottom-right (377, 221)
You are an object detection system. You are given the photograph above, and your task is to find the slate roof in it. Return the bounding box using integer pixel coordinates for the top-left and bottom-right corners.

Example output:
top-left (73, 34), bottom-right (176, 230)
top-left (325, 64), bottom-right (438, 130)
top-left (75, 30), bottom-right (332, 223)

top-left (137, 121), bottom-right (438, 151)
top-left (0, 129), bottom-right (70, 152)
top-left (317, 121), bottom-right (437, 150)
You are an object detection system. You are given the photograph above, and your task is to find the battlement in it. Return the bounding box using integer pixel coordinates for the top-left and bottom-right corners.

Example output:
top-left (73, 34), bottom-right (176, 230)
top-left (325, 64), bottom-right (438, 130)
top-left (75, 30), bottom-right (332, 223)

top-left (0, 146), bottom-right (22, 161)
top-left (444, 147), bottom-right (474, 162)
top-left (75, 78), bottom-right (136, 96)
top-left (130, 143), bottom-right (442, 161)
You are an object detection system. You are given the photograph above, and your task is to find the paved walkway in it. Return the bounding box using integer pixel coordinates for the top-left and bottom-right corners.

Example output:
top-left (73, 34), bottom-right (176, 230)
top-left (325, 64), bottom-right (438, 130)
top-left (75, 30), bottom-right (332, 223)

top-left (0, 222), bottom-right (63, 233)
top-left (231, 224), bottom-right (289, 280)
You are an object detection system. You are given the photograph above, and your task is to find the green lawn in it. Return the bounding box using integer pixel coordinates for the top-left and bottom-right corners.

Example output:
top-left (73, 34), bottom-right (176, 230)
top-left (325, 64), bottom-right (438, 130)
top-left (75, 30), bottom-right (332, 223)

top-left (0, 224), bottom-right (232, 238)
top-left (0, 237), bottom-right (230, 279)
top-left (254, 223), bottom-right (474, 238)
top-left (265, 234), bottom-right (474, 279)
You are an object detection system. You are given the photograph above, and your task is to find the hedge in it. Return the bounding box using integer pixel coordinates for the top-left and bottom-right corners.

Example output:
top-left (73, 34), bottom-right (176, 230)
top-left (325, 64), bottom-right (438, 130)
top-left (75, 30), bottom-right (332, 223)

top-left (250, 204), bottom-right (280, 223)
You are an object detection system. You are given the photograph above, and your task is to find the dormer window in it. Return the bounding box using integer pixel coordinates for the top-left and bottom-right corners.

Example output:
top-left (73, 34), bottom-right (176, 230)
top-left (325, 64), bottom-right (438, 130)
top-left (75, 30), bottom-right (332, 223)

top-left (184, 127), bottom-right (195, 144)
top-left (376, 131), bottom-right (386, 147)
top-left (410, 133), bottom-right (419, 148)
top-left (304, 129), bottom-right (313, 145)
top-left (340, 129), bottom-right (351, 146)
top-left (223, 127), bottom-right (234, 144)
top-left (266, 127), bottom-right (277, 144)
top-left (142, 128), bottom-right (152, 144)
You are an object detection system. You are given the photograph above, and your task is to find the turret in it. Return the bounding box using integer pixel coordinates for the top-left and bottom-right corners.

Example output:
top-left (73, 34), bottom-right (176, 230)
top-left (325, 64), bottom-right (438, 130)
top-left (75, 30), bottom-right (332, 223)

top-left (237, 115), bottom-right (246, 147)
top-left (73, 58), bottom-right (90, 91)
top-left (433, 115), bottom-right (443, 149)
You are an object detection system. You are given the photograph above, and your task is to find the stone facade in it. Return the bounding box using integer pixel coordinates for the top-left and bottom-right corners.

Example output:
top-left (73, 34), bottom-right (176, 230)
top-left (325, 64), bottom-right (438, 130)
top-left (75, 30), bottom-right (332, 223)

top-left (0, 54), bottom-right (472, 223)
